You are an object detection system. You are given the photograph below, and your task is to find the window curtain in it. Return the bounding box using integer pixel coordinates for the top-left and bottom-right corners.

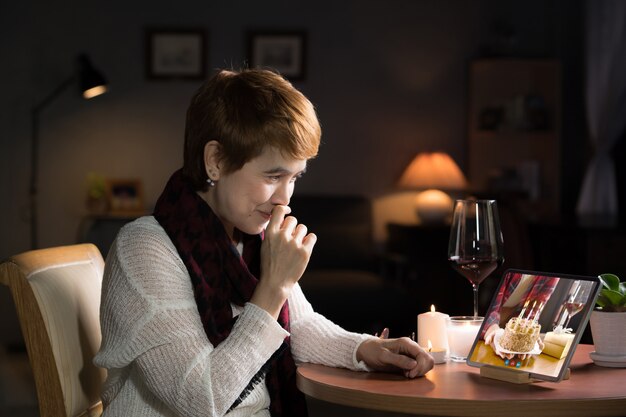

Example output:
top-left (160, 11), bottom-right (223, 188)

top-left (576, 0), bottom-right (626, 217)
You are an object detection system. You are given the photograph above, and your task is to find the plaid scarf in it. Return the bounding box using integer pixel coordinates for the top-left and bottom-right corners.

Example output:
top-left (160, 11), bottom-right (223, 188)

top-left (482, 271), bottom-right (559, 336)
top-left (153, 169), bottom-right (307, 416)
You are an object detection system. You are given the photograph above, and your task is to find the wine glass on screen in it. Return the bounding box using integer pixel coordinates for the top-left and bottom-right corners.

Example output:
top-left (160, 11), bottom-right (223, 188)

top-left (563, 281), bottom-right (592, 328)
top-left (448, 199), bottom-right (504, 318)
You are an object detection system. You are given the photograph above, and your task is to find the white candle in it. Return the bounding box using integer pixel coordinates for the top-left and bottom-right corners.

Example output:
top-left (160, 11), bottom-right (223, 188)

top-left (417, 305), bottom-right (449, 352)
top-left (427, 339), bottom-right (447, 364)
top-left (447, 316), bottom-right (483, 362)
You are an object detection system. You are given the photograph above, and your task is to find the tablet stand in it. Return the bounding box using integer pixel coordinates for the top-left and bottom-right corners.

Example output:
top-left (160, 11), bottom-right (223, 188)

top-left (480, 365), bottom-right (570, 384)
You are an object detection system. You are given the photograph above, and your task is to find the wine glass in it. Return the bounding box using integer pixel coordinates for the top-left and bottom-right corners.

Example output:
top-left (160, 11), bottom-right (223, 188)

top-left (563, 280), bottom-right (592, 328)
top-left (448, 199), bottom-right (504, 318)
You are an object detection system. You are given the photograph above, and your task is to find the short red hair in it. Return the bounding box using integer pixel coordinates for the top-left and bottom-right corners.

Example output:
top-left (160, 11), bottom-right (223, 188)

top-left (183, 69), bottom-right (321, 191)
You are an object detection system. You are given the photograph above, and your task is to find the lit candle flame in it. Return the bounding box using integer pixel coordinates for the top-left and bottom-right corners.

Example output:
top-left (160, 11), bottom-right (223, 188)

top-left (430, 304), bottom-right (436, 313)
top-left (427, 339), bottom-right (433, 352)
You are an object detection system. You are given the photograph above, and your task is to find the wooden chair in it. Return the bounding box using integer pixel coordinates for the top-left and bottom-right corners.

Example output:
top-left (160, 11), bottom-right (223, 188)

top-left (0, 244), bottom-right (107, 417)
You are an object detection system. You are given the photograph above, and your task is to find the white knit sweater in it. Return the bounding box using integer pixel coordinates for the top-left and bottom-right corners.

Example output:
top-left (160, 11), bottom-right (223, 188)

top-left (94, 216), bottom-right (374, 417)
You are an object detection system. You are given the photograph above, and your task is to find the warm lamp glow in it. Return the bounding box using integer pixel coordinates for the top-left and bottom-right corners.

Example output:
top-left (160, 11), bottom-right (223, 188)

top-left (398, 152), bottom-right (467, 223)
top-left (415, 189), bottom-right (454, 222)
top-left (83, 85), bottom-right (108, 99)
top-left (78, 53), bottom-right (108, 100)
top-left (398, 152), bottom-right (467, 189)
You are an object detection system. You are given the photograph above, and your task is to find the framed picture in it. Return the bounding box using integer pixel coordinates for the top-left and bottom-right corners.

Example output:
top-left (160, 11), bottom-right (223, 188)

top-left (146, 28), bottom-right (207, 79)
top-left (106, 179), bottom-right (144, 214)
top-left (247, 31), bottom-right (306, 81)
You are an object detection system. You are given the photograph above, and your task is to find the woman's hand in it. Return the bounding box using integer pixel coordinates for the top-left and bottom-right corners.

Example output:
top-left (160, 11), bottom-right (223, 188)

top-left (484, 323), bottom-right (514, 359)
top-left (483, 323), bottom-right (500, 347)
top-left (252, 205), bottom-right (317, 318)
top-left (356, 336), bottom-right (434, 378)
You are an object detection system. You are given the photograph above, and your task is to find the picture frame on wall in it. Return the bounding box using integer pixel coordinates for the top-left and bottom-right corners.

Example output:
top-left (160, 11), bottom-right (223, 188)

top-left (146, 28), bottom-right (207, 79)
top-left (105, 179), bottom-right (144, 214)
top-left (247, 31), bottom-right (306, 81)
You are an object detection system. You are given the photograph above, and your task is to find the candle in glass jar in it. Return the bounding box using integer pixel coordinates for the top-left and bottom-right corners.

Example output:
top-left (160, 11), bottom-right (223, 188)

top-left (417, 305), bottom-right (449, 352)
top-left (447, 316), bottom-right (483, 362)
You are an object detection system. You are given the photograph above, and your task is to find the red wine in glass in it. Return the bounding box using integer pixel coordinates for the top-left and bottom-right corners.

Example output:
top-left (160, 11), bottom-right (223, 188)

top-left (448, 200), bottom-right (504, 318)
top-left (449, 258), bottom-right (503, 286)
top-left (565, 301), bottom-right (585, 317)
top-left (560, 280), bottom-right (592, 328)
top-left (563, 301), bottom-right (585, 328)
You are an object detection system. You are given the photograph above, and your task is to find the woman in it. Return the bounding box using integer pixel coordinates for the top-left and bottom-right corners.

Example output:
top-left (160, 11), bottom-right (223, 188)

top-left (94, 69), bottom-right (433, 417)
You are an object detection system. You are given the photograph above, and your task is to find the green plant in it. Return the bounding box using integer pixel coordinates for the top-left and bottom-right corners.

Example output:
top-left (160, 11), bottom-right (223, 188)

top-left (86, 172), bottom-right (106, 200)
top-left (596, 273), bottom-right (626, 312)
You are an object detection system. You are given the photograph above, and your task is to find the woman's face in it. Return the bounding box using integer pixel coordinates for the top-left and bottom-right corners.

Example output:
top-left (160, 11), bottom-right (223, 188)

top-left (205, 146), bottom-right (307, 240)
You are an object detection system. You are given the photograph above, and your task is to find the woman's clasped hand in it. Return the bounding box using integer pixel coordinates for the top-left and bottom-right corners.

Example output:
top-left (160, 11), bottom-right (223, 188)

top-left (357, 335), bottom-right (435, 378)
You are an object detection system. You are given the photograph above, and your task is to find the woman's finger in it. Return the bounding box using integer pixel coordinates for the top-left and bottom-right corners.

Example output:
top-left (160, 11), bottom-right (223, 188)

top-left (407, 353), bottom-right (434, 378)
top-left (292, 223), bottom-right (308, 241)
top-left (381, 349), bottom-right (418, 371)
top-left (380, 339), bottom-right (427, 370)
top-left (302, 232), bottom-right (317, 251)
top-left (494, 348), bottom-right (506, 359)
top-left (267, 205), bottom-right (290, 233)
top-left (280, 216), bottom-right (298, 235)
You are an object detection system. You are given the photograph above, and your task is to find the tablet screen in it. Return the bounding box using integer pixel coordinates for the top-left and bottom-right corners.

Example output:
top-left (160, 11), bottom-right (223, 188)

top-left (467, 269), bottom-right (600, 382)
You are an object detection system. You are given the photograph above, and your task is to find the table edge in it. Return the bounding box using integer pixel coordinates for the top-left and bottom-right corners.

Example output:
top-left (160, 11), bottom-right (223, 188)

top-left (297, 358), bottom-right (626, 417)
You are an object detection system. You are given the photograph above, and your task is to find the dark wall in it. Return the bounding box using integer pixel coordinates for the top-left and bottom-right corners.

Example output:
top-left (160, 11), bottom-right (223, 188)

top-left (0, 0), bottom-right (577, 258)
top-left (556, 0), bottom-right (588, 216)
top-left (0, 0), bottom-right (586, 345)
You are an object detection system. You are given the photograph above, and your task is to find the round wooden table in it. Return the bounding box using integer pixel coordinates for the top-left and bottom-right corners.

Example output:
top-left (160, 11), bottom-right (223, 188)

top-left (296, 344), bottom-right (626, 416)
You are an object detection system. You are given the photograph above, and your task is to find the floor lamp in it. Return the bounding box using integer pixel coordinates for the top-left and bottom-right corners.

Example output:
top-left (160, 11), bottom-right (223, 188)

top-left (30, 53), bottom-right (108, 249)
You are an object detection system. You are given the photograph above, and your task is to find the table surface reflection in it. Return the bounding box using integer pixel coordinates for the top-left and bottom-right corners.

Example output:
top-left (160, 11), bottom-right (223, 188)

top-left (296, 344), bottom-right (626, 417)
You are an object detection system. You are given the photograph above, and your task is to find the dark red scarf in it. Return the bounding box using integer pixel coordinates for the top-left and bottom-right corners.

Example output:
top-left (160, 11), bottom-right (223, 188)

top-left (153, 169), bottom-right (307, 416)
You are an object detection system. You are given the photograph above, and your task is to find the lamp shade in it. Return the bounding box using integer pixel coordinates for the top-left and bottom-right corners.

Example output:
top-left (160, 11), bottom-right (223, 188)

top-left (78, 54), bottom-right (108, 99)
top-left (398, 152), bottom-right (467, 190)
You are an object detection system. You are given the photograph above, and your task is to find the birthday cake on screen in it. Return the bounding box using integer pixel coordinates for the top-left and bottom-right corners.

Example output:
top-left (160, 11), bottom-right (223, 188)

top-left (500, 317), bottom-right (541, 352)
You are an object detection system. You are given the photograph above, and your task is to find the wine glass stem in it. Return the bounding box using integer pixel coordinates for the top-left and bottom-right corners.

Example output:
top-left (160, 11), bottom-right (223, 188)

top-left (564, 315), bottom-right (572, 329)
top-left (473, 284), bottom-right (479, 318)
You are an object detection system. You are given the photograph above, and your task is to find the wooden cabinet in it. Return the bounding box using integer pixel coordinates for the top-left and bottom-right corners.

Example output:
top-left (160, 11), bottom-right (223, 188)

top-left (467, 59), bottom-right (561, 217)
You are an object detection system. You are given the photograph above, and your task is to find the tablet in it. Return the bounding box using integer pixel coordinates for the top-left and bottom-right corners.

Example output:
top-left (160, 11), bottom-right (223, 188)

top-left (467, 269), bottom-right (601, 382)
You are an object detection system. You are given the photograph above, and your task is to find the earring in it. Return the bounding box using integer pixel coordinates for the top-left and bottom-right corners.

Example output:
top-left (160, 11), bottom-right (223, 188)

top-left (207, 178), bottom-right (215, 187)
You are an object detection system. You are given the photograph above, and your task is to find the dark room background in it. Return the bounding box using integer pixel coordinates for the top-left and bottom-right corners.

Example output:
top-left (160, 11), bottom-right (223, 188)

top-left (0, 0), bottom-right (592, 345)
top-left (0, 0), bottom-right (584, 254)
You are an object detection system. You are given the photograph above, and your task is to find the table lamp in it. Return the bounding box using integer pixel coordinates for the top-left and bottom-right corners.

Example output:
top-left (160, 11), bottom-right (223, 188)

top-left (398, 152), bottom-right (467, 223)
top-left (30, 53), bottom-right (108, 248)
